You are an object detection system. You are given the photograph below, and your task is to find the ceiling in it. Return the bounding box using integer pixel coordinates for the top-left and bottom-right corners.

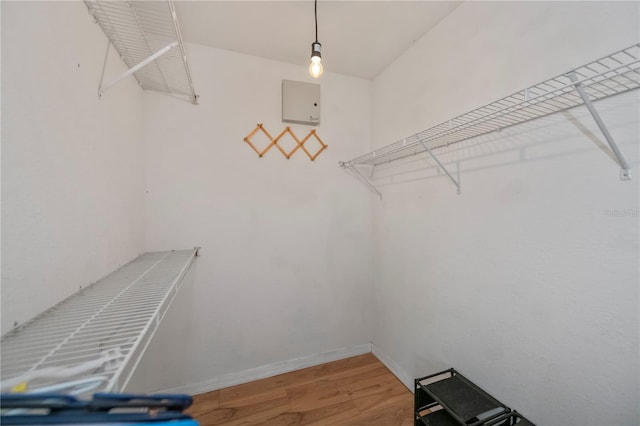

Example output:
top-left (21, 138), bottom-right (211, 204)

top-left (175, 1), bottom-right (461, 80)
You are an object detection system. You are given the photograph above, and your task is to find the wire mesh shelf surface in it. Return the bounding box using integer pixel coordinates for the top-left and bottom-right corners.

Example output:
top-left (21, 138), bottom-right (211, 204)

top-left (1, 249), bottom-right (197, 397)
top-left (85, 0), bottom-right (197, 102)
top-left (343, 44), bottom-right (640, 168)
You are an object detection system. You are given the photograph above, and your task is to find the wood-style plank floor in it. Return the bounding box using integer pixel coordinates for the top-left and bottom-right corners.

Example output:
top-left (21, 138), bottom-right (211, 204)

top-left (187, 353), bottom-right (413, 426)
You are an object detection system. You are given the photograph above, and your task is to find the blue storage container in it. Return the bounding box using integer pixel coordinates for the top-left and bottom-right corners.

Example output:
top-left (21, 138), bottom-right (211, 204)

top-left (0, 393), bottom-right (198, 425)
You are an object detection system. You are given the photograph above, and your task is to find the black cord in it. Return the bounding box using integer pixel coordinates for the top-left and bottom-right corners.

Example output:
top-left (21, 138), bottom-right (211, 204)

top-left (315, 0), bottom-right (318, 42)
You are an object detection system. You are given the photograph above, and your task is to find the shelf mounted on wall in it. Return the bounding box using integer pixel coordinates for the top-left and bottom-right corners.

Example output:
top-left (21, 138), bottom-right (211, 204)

top-left (341, 43), bottom-right (640, 198)
top-left (85, 0), bottom-right (199, 104)
top-left (1, 248), bottom-right (199, 397)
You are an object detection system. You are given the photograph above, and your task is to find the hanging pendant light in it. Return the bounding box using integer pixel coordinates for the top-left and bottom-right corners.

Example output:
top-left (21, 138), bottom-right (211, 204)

top-left (309, 0), bottom-right (323, 78)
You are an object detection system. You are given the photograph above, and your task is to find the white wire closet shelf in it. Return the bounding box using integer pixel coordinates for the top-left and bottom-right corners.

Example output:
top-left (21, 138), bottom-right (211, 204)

top-left (0, 249), bottom-right (198, 397)
top-left (85, 0), bottom-right (198, 103)
top-left (340, 43), bottom-right (640, 196)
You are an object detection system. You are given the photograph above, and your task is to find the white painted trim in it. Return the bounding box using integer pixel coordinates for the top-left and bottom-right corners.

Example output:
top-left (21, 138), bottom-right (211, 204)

top-left (371, 343), bottom-right (414, 393)
top-left (156, 343), bottom-right (372, 395)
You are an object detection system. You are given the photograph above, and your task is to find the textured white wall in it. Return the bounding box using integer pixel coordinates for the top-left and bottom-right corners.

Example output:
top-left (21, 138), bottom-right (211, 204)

top-left (132, 43), bottom-right (374, 391)
top-left (371, 2), bottom-right (639, 425)
top-left (1, 1), bottom-right (145, 335)
top-left (2, 5), bottom-right (638, 423)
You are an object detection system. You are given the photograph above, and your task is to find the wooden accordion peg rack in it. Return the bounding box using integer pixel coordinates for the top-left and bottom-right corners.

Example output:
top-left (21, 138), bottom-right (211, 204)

top-left (243, 124), bottom-right (328, 161)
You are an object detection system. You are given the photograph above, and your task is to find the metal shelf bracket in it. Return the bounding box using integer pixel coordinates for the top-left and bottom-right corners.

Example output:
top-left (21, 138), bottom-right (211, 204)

top-left (98, 41), bottom-right (178, 98)
top-left (568, 72), bottom-right (631, 180)
top-left (339, 162), bottom-right (382, 199)
top-left (420, 142), bottom-right (461, 194)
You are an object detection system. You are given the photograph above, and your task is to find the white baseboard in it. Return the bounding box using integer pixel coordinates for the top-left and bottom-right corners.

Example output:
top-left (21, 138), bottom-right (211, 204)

top-left (371, 343), bottom-right (414, 393)
top-left (157, 343), bottom-right (372, 395)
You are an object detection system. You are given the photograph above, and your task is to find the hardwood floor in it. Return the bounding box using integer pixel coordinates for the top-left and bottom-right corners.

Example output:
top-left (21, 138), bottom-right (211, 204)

top-left (187, 353), bottom-right (414, 425)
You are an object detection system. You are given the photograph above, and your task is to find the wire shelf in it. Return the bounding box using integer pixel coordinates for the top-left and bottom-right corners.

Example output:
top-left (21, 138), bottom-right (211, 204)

top-left (1, 249), bottom-right (198, 396)
top-left (343, 44), bottom-right (640, 168)
top-left (85, 0), bottom-right (197, 103)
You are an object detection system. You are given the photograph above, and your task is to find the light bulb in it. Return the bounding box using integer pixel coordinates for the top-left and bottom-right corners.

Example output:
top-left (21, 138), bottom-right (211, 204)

top-left (309, 41), bottom-right (323, 78)
top-left (309, 56), bottom-right (323, 78)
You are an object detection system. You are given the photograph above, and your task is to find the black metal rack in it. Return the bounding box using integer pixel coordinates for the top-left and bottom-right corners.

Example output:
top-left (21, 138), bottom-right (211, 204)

top-left (414, 369), bottom-right (535, 426)
top-left (484, 412), bottom-right (535, 426)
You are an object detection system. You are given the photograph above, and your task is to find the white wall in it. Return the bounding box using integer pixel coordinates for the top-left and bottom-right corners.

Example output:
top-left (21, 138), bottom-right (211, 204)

top-left (130, 43), bottom-right (374, 391)
top-left (371, 2), bottom-right (639, 425)
top-left (1, 1), bottom-right (145, 334)
top-left (3, 4), bottom-right (638, 424)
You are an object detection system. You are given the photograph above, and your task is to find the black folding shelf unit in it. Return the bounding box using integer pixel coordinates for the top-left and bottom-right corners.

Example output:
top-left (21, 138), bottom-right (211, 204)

top-left (414, 369), bottom-right (535, 426)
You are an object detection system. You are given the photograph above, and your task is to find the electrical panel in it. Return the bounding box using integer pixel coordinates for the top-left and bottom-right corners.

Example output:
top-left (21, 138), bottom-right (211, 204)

top-left (282, 80), bottom-right (320, 126)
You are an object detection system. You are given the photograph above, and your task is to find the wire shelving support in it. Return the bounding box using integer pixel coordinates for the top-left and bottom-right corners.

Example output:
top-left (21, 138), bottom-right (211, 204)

top-left (340, 43), bottom-right (640, 196)
top-left (85, 0), bottom-right (199, 104)
top-left (0, 248), bottom-right (199, 397)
